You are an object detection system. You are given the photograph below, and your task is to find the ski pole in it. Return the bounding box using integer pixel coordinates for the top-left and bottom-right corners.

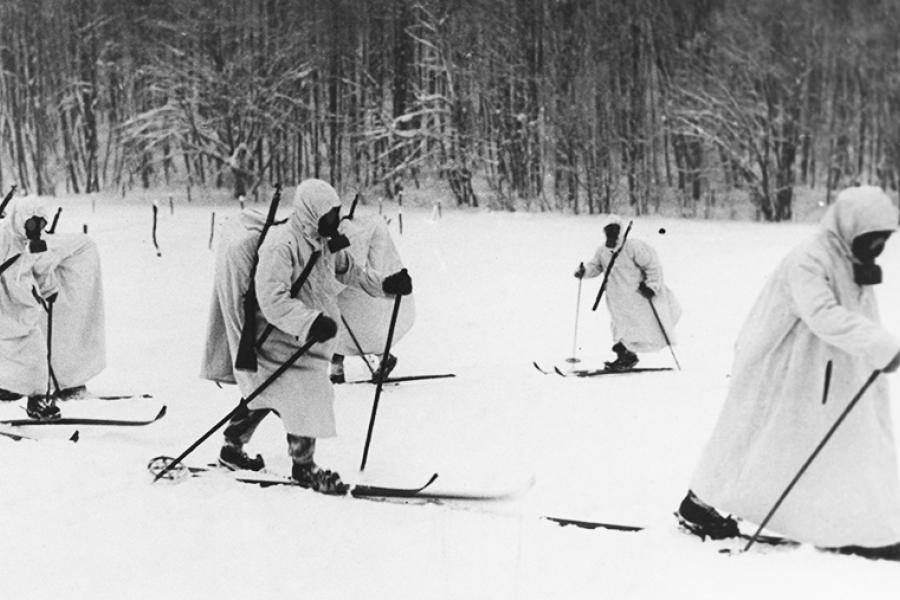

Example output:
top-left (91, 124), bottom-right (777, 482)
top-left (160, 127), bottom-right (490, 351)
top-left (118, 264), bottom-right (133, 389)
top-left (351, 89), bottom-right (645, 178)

top-left (340, 314), bottom-right (376, 377)
top-left (360, 286), bottom-right (404, 471)
top-left (743, 370), bottom-right (881, 552)
top-left (45, 295), bottom-right (56, 402)
top-left (153, 338), bottom-right (316, 482)
top-left (33, 294), bottom-right (63, 394)
top-left (646, 296), bottom-right (681, 370)
top-left (565, 263), bottom-right (584, 363)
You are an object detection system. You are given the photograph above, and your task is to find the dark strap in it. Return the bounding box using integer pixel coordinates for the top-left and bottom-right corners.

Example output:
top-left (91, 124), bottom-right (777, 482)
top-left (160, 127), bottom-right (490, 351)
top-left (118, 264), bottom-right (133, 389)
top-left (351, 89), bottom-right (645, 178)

top-left (0, 253), bottom-right (21, 277)
top-left (255, 249), bottom-right (322, 350)
top-left (289, 250), bottom-right (321, 297)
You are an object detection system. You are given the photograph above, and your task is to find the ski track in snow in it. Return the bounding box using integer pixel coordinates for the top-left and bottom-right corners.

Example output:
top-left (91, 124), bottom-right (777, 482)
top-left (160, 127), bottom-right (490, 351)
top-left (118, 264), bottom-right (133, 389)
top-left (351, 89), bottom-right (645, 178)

top-left (2, 194), bottom-right (900, 599)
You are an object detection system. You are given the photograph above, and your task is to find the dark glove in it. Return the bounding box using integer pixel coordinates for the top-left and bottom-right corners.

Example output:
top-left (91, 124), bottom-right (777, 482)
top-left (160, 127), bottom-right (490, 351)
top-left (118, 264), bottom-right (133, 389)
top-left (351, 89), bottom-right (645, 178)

top-left (45, 292), bottom-right (59, 305)
top-left (638, 282), bottom-right (655, 299)
top-left (574, 263), bottom-right (585, 279)
top-left (307, 313), bottom-right (337, 343)
top-left (382, 269), bottom-right (412, 296)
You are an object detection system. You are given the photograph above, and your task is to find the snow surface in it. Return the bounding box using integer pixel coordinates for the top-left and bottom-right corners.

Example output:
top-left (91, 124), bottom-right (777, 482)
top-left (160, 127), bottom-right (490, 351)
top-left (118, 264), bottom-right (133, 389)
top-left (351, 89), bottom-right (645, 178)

top-left (2, 193), bottom-right (900, 599)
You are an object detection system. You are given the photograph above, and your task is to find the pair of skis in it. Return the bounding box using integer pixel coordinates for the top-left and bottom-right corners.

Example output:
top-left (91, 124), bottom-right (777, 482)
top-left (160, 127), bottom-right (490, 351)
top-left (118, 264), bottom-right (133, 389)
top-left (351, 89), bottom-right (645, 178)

top-left (544, 516), bottom-right (797, 551)
top-left (533, 362), bottom-right (672, 377)
top-left (148, 456), bottom-right (530, 502)
top-left (345, 373), bottom-right (456, 385)
top-left (0, 403), bottom-right (166, 428)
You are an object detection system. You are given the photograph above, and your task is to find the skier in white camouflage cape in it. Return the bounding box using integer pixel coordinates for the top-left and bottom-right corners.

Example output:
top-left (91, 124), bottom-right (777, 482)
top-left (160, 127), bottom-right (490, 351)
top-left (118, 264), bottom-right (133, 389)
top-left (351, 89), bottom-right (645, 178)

top-left (329, 213), bottom-right (414, 383)
top-left (0, 197), bottom-right (60, 419)
top-left (679, 186), bottom-right (900, 560)
top-left (202, 179), bottom-right (412, 494)
top-left (575, 216), bottom-right (680, 370)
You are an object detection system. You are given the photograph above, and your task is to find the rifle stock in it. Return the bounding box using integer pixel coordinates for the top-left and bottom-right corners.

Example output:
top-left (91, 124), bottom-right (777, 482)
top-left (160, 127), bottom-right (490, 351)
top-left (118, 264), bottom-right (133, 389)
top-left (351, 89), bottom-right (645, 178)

top-left (0, 185), bottom-right (17, 218)
top-left (345, 192), bottom-right (360, 220)
top-left (234, 184), bottom-right (283, 371)
top-left (591, 220), bottom-right (633, 311)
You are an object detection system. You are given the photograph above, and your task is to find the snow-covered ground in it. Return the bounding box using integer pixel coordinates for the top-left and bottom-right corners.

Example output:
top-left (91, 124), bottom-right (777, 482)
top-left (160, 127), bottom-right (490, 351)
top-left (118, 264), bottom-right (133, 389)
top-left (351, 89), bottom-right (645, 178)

top-left (2, 192), bottom-right (900, 599)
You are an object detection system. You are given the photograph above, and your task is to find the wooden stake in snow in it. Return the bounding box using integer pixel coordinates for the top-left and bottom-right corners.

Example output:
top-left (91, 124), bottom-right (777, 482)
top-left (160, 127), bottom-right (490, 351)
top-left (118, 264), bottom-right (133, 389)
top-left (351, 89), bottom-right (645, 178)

top-left (152, 202), bottom-right (161, 257)
top-left (239, 195), bottom-right (245, 210)
top-left (208, 212), bottom-right (216, 250)
top-left (398, 191), bottom-right (404, 235)
top-left (169, 195), bottom-right (174, 215)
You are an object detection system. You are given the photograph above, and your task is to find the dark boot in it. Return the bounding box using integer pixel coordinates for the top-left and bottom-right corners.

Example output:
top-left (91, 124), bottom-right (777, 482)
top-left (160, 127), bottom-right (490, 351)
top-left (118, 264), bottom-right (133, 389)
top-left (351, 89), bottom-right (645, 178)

top-left (605, 343), bottom-right (639, 371)
top-left (0, 388), bottom-right (22, 401)
top-left (26, 395), bottom-right (61, 421)
top-left (371, 353), bottom-right (398, 382)
top-left (218, 444), bottom-right (265, 471)
top-left (291, 462), bottom-right (349, 495)
top-left (676, 490), bottom-right (740, 540)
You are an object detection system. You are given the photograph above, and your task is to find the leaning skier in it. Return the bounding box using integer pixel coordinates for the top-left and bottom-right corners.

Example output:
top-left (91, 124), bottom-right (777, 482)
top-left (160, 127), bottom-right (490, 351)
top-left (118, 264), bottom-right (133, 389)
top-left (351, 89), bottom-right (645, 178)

top-left (202, 178), bottom-right (412, 494)
top-left (0, 197), bottom-right (60, 419)
top-left (574, 216), bottom-right (680, 370)
top-left (0, 196), bottom-right (106, 405)
top-left (678, 186), bottom-right (900, 560)
top-left (330, 213), bottom-right (414, 383)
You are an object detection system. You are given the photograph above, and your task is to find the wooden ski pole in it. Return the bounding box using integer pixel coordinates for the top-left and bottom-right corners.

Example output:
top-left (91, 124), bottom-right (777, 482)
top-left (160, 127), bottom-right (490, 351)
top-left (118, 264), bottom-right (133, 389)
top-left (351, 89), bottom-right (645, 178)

top-left (360, 280), bottom-right (405, 471)
top-left (153, 338), bottom-right (316, 482)
top-left (647, 296), bottom-right (681, 370)
top-left (340, 315), bottom-right (376, 377)
top-left (565, 263), bottom-right (584, 363)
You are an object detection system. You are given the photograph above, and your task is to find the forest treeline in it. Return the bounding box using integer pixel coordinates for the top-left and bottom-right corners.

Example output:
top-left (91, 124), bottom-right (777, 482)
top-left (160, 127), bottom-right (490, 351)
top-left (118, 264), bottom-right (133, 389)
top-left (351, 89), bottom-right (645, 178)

top-left (1, 0), bottom-right (899, 219)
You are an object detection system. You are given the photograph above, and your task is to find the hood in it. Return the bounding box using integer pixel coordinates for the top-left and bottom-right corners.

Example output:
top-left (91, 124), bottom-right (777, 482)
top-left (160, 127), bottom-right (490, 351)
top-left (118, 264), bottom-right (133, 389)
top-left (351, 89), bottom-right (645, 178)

top-left (0, 196), bottom-right (49, 281)
top-left (291, 179), bottom-right (342, 243)
top-left (822, 186), bottom-right (898, 259)
top-left (2, 196), bottom-right (48, 244)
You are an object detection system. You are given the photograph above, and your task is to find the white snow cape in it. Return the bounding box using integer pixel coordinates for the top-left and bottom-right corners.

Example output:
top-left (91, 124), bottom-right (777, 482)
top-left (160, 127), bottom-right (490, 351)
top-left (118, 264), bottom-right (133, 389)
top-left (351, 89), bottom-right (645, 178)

top-left (582, 217), bottom-right (680, 353)
top-left (691, 186), bottom-right (900, 548)
top-left (334, 214), bottom-right (414, 355)
top-left (0, 198), bottom-right (105, 394)
top-left (201, 200), bottom-right (389, 438)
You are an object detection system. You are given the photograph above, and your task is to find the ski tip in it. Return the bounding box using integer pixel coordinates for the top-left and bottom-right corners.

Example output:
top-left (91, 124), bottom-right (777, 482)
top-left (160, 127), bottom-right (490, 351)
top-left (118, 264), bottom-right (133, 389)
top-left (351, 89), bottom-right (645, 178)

top-left (553, 367), bottom-right (566, 377)
top-left (69, 430), bottom-right (79, 443)
top-left (423, 472), bottom-right (439, 489)
top-left (154, 405), bottom-right (168, 420)
top-left (544, 516), bottom-right (644, 532)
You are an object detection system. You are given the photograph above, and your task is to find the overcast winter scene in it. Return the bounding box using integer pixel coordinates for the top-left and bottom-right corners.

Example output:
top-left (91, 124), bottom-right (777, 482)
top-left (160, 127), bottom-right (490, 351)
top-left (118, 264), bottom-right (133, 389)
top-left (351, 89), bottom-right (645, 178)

top-left (5, 0), bottom-right (900, 598)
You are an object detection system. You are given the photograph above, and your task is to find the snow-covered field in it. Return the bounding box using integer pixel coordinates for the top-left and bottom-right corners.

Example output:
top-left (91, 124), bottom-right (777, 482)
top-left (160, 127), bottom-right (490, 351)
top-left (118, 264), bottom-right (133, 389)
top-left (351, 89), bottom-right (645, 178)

top-left (3, 192), bottom-right (900, 599)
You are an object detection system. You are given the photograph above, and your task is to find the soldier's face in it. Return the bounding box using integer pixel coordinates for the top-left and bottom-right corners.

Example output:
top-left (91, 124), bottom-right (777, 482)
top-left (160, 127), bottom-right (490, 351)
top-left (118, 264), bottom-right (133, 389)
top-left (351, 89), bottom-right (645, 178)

top-left (317, 206), bottom-right (341, 238)
top-left (604, 223), bottom-right (620, 249)
top-left (852, 230), bottom-right (892, 262)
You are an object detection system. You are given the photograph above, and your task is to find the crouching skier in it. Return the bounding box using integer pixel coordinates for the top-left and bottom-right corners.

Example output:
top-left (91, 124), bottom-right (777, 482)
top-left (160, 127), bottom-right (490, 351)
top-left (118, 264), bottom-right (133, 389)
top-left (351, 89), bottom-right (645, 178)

top-left (0, 197), bottom-right (60, 419)
top-left (678, 186), bottom-right (900, 560)
top-left (575, 216), bottom-right (680, 370)
top-left (330, 213), bottom-right (415, 384)
top-left (201, 178), bottom-right (412, 494)
top-left (0, 196), bottom-right (106, 405)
